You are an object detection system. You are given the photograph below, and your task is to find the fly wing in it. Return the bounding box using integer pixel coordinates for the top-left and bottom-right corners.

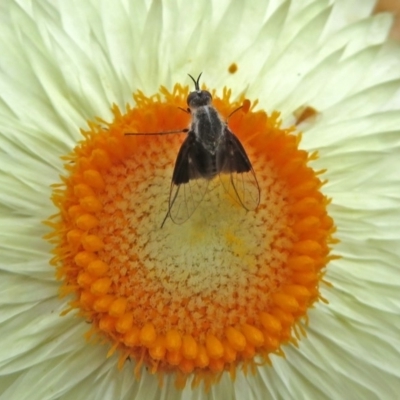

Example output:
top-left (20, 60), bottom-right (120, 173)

top-left (166, 134), bottom-right (212, 225)
top-left (216, 129), bottom-right (260, 210)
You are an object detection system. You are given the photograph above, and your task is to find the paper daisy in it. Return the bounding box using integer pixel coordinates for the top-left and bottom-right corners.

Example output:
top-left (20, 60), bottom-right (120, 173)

top-left (1, 0), bottom-right (400, 399)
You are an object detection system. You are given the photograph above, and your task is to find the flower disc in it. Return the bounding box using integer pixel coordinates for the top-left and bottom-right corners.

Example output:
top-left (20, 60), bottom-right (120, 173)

top-left (46, 83), bottom-right (336, 387)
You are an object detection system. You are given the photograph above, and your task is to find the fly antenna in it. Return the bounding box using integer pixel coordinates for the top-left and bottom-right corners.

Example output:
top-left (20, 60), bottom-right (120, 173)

top-left (188, 72), bottom-right (202, 91)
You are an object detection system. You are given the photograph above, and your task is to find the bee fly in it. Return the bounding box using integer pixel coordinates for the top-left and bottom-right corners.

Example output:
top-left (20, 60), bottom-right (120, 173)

top-left (125, 73), bottom-right (260, 227)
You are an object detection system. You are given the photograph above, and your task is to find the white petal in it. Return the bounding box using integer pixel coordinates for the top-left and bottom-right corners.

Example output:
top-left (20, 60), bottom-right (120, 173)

top-left (0, 219), bottom-right (51, 261)
top-left (1, 337), bottom-right (106, 400)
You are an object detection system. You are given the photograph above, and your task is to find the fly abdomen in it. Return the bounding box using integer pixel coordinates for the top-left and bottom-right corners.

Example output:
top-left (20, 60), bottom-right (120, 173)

top-left (190, 136), bottom-right (218, 180)
top-left (207, 156), bottom-right (218, 180)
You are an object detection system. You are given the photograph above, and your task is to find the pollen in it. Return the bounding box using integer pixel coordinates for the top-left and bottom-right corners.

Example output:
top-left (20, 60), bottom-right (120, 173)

top-left (45, 82), bottom-right (336, 389)
top-left (228, 63), bottom-right (238, 74)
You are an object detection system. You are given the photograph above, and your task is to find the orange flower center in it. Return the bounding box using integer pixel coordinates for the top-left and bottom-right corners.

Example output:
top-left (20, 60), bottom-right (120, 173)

top-left (45, 83), bottom-right (336, 388)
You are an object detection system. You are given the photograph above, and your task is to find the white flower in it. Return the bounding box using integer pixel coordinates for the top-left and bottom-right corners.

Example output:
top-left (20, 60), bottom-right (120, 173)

top-left (1, 1), bottom-right (399, 399)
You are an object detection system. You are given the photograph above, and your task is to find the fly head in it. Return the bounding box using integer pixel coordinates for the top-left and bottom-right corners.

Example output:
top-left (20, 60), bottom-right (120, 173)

top-left (187, 73), bottom-right (212, 109)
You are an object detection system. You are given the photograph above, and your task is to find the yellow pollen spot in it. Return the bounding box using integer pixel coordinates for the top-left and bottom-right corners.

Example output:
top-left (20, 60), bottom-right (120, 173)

top-left (167, 350), bottom-right (183, 366)
top-left (93, 295), bottom-right (114, 312)
top-left (226, 327), bottom-right (246, 351)
top-left (123, 326), bottom-right (140, 346)
top-left (87, 259), bottom-right (109, 276)
top-left (75, 214), bottom-right (99, 230)
top-left (166, 329), bottom-right (182, 351)
top-left (206, 335), bottom-right (224, 359)
top-left (46, 82), bottom-right (336, 388)
top-left (67, 229), bottom-right (83, 247)
top-left (223, 341), bottom-right (236, 363)
top-left (77, 271), bottom-right (96, 287)
top-left (140, 323), bottom-right (157, 347)
top-left (115, 312), bottom-right (133, 333)
top-left (195, 345), bottom-right (210, 368)
top-left (149, 337), bottom-right (167, 360)
top-left (259, 312), bottom-right (282, 335)
top-left (74, 251), bottom-right (96, 267)
top-left (83, 170), bottom-right (106, 190)
top-left (81, 234), bottom-right (104, 252)
top-left (294, 105), bottom-right (318, 125)
top-left (241, 324), bottom-right (264, 347)
top-left (80, 196), bottom-right (102, 213)
top-left (228, 63), bottom-right (238, 74)
top-left (90, 278), bottom-right (111, 295)
top-left (109, 297), bottom-right (128, 317)
top-left (182, 335), bottom-right (198, 360)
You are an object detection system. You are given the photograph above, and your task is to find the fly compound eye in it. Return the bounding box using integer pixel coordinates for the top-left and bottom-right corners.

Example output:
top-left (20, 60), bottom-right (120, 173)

top-left (187, 91), bottom-right (197, 107)
top-left (204, 91), bottom-right (212, 103)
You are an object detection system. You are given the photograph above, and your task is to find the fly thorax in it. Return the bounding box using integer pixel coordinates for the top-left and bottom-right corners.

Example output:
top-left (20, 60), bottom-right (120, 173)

top-left (192, 106), bottom-right (225, 153)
